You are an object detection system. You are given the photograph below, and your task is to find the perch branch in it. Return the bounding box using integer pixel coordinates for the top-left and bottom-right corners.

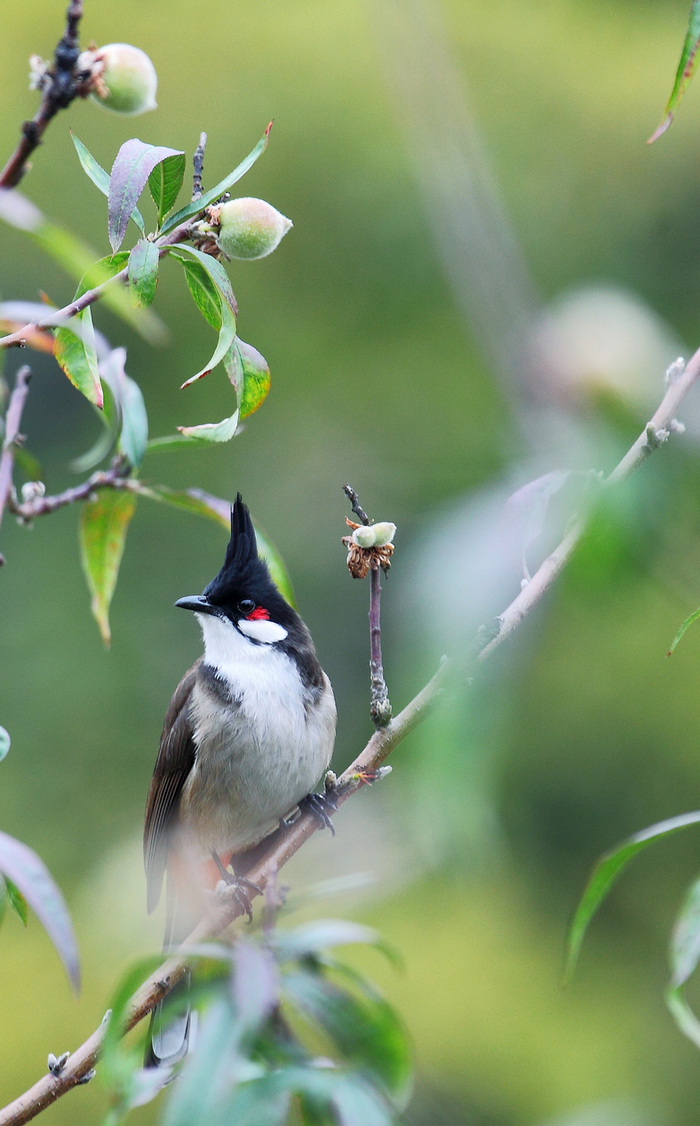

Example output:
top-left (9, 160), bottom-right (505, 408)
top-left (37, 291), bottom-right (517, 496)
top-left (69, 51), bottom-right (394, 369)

top-left (0, 366), bottom-right (32, 560)
top-left (0, 1), bottom-right (85, 189)
top-left (3, 352), bottom-right (700, 1124)
top-left (8, 461), bottom-right (135, 522)
top-left (192, 133), bottom-right (207, 201)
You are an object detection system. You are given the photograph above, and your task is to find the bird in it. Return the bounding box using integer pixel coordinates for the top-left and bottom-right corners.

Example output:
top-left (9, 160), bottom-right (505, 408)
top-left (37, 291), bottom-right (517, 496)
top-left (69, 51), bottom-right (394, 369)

top-left (143, 494), bottom-right (337, 1067)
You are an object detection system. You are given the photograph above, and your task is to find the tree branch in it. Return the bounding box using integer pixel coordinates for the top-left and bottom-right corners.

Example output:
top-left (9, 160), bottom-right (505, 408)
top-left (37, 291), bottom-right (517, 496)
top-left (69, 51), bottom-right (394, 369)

top-left (3, 351), bottom-right (700, 1124)
top-left (192, 133), bottom-right (207, 201)
top-left (8, 461), bottom-right (135, 523)
top-left (0, 366), bottom-right (32, 561)
top-left (0, 1), bottom-right (85, 189)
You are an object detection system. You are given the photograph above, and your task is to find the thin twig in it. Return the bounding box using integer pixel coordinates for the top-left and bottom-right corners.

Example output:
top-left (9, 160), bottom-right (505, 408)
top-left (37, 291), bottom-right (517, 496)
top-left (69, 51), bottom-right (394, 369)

top-left (343, 483), bottom-right (370, 525)
top-left (476, 351), bottom-right (700, 663)
top-left (0, 1), bottom-right (85, 189)
top-left (8, 462), bottom-right (135, 522)
top-left (192, 133), bottom-right (207, 201)
top-left (0, 223), bottom-right (192, 351)
top-left (3, 355), bottom-right (700, 1124)
top-left (0, 366), bottom-right (32, 560)
top-left (369, 563), bottom-right (392, 726)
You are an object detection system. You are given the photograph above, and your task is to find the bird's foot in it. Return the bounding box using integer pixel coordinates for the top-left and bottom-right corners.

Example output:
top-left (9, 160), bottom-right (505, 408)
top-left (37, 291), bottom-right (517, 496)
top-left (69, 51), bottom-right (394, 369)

top-left (299, 776), bottom-right (339, 836)
top-left (211, 851), bottom-right (261, 922)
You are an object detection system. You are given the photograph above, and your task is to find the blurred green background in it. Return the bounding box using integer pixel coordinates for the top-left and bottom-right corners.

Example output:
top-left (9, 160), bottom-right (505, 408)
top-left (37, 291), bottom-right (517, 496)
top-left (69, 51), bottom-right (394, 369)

top-left (4, 0), bottom-right (700, 1122)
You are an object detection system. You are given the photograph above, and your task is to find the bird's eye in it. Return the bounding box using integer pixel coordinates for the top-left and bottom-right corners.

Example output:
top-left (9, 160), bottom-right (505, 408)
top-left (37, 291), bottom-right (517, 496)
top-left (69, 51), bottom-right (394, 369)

top-left (237, 599), bottom-right (256, 615)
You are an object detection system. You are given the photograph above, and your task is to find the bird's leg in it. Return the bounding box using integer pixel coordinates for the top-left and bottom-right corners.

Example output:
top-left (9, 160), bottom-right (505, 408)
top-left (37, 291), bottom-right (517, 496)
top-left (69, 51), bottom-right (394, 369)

top-left (299, 771), bottom-right (339, 836)
top-left (210, 850), bottom-right (261, 922)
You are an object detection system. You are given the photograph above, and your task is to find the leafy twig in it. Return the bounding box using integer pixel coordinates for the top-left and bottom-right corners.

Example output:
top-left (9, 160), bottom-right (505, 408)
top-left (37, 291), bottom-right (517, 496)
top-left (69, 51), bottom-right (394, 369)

top-left (0, 1), bottom-right (86, 189)
top-left (8, 459), bottom-right (135, 522)
top-left (0, 366), bottom-right (32, 561)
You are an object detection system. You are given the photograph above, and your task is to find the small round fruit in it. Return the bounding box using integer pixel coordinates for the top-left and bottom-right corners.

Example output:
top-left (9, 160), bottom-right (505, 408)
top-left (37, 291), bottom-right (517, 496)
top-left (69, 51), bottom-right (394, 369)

top-left (216, 197), bottom-right (292, 261)
top-left (89, 44), bottom-right (158, 115)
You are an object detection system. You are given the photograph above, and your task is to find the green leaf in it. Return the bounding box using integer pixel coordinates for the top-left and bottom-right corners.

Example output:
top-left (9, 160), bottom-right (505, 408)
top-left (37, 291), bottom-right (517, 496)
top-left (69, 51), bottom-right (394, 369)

top-left (169, 245), bottom-right (236, 317)
top-left (670, 874), bottom-right (700, 987)
top-left (668, 606), bottom-right (700, 655)
top-left (649, 2), bottom-right (700, 143)
top-left (183, 300), bottom-right (236, 387)
top-left (70, 132), bottom-right (145, 234)
top-left (108, 139), bottom-right (185, 252)
top-left (168, 247), bottom-right (237, 387)
top-left (177, 406), bottom-right (239, 443)
top-left (13, 445), bottom-right (42, 482)
top-left (160, 124), bottom-right (272, 236)
top-left (564, 811), bottom-right (700, 984)
top-left (134, 485), bottom-right (296, 605)
top-left (0, 830), bottom-right (80, 990)
top-left (54, 306), bottom-right (103, 408)
top-left (100, 348), bottom-right (149, 470)
top-left (127, 239), bottom-right (159, 307)
top-left (181, 258), bottom-right (223, 330)
top-left (667, 983), bottom-right (700, 1051)
top-left (0, 878), bottom-right (6, 930)
top-left (79, 490), bottom-right (137, 646)
top-left (225, 339), bottom-right (271, 419)
top-left (0, 725), bottom-right (10, 763)
top-left (5, 878), bottom-right (27, 926)
top-left (148, 152), bottom-right (187, 225)
top-left (273, 920), bottom-right (384, 963)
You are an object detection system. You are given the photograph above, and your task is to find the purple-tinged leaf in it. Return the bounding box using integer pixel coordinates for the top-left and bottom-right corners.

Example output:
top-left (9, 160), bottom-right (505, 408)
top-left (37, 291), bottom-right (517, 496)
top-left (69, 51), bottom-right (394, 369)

top-left (79, 490), bottom-right (137, 645)
top-left (108, 140), bottom-right (184, 252)
top-left (0, 830), bottom-right (80, 990)
top-left (127, 239), bottom-right (159, 307)
top-left (100, 348), bottom-right (149, 470)
top-left (500, 471), bottom-right (569, 556)
top-left (232, 940), bottom-right (279, 1033)
top-left (71, 132), bottom-right (145, 234)
top-left (649, 2), bottom-right (700, 143)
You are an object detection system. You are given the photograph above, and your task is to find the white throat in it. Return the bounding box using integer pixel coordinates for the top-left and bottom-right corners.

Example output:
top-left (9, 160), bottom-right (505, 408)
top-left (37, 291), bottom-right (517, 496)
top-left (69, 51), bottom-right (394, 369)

top-left (196, 613), bottom-right (287, 667)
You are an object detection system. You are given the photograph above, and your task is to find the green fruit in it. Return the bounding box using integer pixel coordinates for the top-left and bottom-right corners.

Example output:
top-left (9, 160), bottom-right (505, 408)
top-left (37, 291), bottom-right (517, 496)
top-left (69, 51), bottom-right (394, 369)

top-left (216, 198), bottom-right (292, 261)
top-left (90, 44), bottom-right (158, 116)
top-left (352, 526), bottom-right (377, 548)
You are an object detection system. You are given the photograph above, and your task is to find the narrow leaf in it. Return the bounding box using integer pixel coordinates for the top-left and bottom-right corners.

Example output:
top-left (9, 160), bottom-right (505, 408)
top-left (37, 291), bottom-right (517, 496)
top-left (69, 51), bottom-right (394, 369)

top-left (177, 407), bottom-right (239, 442)
top-left (160, 124), bottom-right (272, 235)
top-left (225, 338), bottom-right (271, 419)
top-left (0, 725), bottom-right (10, 763)
top-left (274, 920), bottom-right (383, 962)
top-left (135, 484), bottom-right (296, 604)
top-left (180, 300), bottom-right (236, 387)
top-left (100, 348), bottom-right (149, 470)
top-left (108, 140), bottom-right (185, 252)
top-left (71, 132), bottom-right (145, 233)
top-left (181, 258), bottom-right (223, 330)
top-left (5, 878), bottom-right (28, 926)
top-left (668, 606), bottom-right (700, 655)
top-left (54, 306), bottom-right (103, 408)
top-left (148, 152), bottom-right (187, 224)
top-left (169, 245), bottom-right (236, 315)
top-left (128, 239), bottom-right (159, 307)
top-left (565, 811), bottom-right (700, 984)
top-left (79, 490), bottom-right (137, 645)
top-left (232, 940), bottom-right (279, 1034)
top-left (0, 830), bottom-right (80, 990)
top-left (667, 983), bottom-right (700, 1050)
top-left (649, 2), bottom-right (700, 143)
top-left (670, 874), bottom-right (700, 987)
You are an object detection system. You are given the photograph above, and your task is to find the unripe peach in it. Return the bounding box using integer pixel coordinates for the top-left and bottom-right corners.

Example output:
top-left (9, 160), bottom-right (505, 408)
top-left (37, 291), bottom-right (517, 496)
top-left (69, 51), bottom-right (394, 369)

top-left (216, 197), bottom-right (292, 261)
top-left (84, 44), bottom-right (158, 116)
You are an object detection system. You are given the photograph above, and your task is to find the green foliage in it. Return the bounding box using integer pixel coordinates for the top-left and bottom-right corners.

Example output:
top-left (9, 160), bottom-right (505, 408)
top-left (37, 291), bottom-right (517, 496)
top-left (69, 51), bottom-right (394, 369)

top-left (667, 605), bottom-right (700, 656)
top-left (148, 153), bottom-right (187, 226)
top-left (127, 240), bottom-right (159, 307)
top-left (649, 1), bottom-right (700, 142)
top-left (79, 490), bottom-right (137, 646)
top-left (71, 132), bottom-right (146, 234)
top-left (107, 140), bottom-right (185, 252)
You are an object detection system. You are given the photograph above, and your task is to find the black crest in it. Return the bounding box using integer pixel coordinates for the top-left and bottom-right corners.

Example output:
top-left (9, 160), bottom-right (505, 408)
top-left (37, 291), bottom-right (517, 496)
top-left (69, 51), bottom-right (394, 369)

top-left (204, 494), bottom-right (277, 608)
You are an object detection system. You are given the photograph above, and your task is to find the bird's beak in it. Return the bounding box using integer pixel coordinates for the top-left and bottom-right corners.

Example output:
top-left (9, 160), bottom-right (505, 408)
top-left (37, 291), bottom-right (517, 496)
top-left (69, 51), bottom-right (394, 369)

top-left (175, 595), bottom-right (219, 616)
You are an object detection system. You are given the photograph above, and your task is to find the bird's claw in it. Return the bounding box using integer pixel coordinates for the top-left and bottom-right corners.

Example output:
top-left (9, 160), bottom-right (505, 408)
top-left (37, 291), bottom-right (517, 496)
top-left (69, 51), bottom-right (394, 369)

top-left (300, 789), bottom-right (339, 836)
top-left (212, 858), bottom-right (261, 922)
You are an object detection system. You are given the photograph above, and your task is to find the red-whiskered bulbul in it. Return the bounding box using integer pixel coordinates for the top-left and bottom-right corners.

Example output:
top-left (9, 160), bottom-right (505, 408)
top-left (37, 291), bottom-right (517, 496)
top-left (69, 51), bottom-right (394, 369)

top-left (144, 495), bottom-right (337, 1067)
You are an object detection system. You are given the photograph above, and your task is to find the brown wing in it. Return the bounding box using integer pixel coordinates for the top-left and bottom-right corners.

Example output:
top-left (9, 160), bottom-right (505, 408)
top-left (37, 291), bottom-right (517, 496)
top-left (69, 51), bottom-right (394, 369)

top-left (144, 660), bottom-right (200, 913)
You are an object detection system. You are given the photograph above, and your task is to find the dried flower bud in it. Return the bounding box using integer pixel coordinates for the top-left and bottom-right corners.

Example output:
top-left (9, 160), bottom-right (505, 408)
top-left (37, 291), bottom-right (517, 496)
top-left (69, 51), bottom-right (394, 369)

top-left (81, 44), bottom-right (158, 116)
top-left (215, 197), bottom-right (292, 261)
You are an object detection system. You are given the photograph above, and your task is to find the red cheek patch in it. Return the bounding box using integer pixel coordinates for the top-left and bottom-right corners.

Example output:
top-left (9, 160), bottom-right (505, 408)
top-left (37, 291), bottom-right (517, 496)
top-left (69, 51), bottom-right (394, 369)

top-left (246, 606), bottom-right (270, 621)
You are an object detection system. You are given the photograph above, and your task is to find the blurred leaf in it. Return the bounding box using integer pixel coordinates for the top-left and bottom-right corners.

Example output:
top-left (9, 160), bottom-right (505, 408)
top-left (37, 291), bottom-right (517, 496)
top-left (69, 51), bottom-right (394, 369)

top-left (283, 970), bottom-right (410, 1099)
top-left (178, 405), bottom-right (239, 442)
top-left (144, 433), bottom-right (214, 453)
top-left (0, 877), bottom-right (6, 930)
top-left (161, 124), bottom-right (272, 235)
top-left (70, 132), bottom-right (145, 234)
top-left (180, 257), bottom-right (223, 330)
top-left (148, 152), bottom-right (187, 225)
top-left (501, 471), bottom-right (570, 557)
top-left (163, 997), bottom-right (253, 1126)
top-left (0, 725), bottom-right (10, 763)
top-left (649, 2), bottom-right (700, 143)
top-left (331, 1073), bottom-right (394, 1126)
top-left (225, 339), bottom-right (271, 419)
top-left (13, 445), bottom-right (43, 481)
top-left (79, 490), bottom-right (137, 646)
top-left (232, 940), bottom-right (280, 1035)
top-left (0, 190), bottom-right (163, 341)
top-left (127, 239), bottom-right (159, 307)
top-left (667, 983), bottom-right (700, 1051)
top-left (99, 348), bottom-right (149, 470)
top-left (102, 953), bottom-right (167, 1085)
top-left (668, 606), bottom-right (700, 656)
top-left (54, 306), bottom-right (103, 408)
top-left (670, 875), bottom-right (700, 988)
top-left (5, 878), bottom-right (27, 926)
top-left (134, 485), bottom-right (296, 605)
top-left (0, 830), bottom-right (80, 990)
top-left (565, 812), bottom-right (700, 984)
top-left (108, 139), bottom-right (185, 252)
top-left (273, 920), bottom-right (384, 963)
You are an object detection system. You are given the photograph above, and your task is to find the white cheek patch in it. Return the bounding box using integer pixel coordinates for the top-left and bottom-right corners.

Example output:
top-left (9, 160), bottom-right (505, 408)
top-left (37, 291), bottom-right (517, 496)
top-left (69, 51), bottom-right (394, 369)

top-left (238, 619), bottom-right (288, 644)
